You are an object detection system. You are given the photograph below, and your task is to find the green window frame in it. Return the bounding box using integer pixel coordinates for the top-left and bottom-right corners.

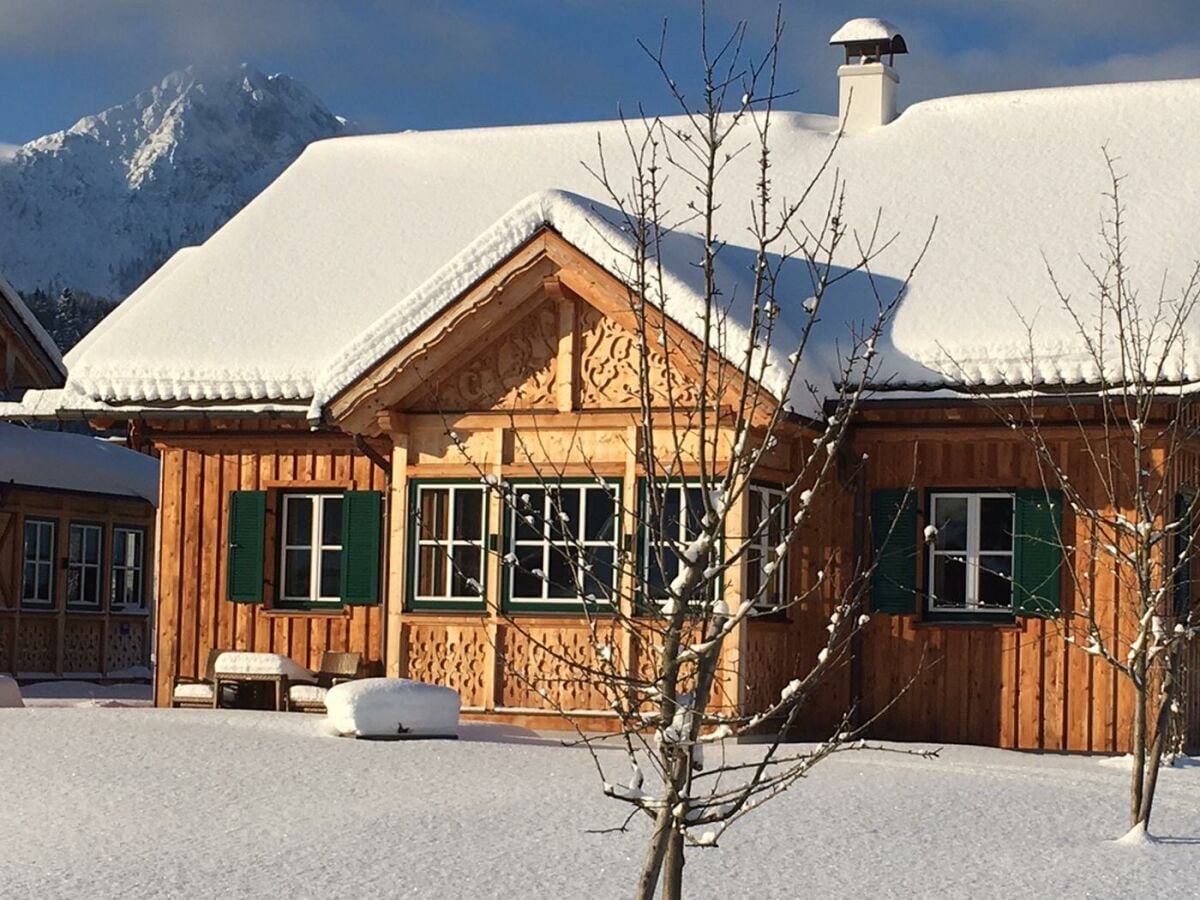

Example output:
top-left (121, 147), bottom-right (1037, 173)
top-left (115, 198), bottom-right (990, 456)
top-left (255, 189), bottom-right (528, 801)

top-left (408, 480), bottom-right (489, 611)
top-left (503, 479), bottom-right (622, 613)
top-left (66, 521), bottom-right (104, 611)
top-left (110, 526), bottom-right (147, 613)
top-left (278, 492), bottom-right (345, 608)
top-left (746, 483), bottom-right (789, 615)
top-left (21, 517), bottom-right (57, 610)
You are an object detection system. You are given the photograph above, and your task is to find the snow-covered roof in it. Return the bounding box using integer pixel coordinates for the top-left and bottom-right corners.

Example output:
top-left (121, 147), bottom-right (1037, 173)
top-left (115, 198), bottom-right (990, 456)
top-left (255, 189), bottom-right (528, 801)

top-left (0, 424), bottom-right (159, 503)
top-left (0, 274), bottom-right (64, 387)
top-left (34, 78), bottom-right (1200, 418)
top-left (829, 18), bottom-right (905, 45)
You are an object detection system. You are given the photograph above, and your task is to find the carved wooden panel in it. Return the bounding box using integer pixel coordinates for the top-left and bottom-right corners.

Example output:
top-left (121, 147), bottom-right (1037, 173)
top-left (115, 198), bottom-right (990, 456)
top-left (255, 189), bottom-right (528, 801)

top-left (402, 622), bottom-right (489, 708)
top-left (498, 623), bottom-right (611, 711)
top-left (0, 614), bottom-right (13, 673)
top-left (408, 301), bottom-right (559, 412)
top-left (106, 618), bottom-right (149, 674)
top-left (63, 617), bottom-right (103, 674)
top-left (577, 302), bottom-right (699, 408)
top-left (16, 616), bottom-right (56, 673)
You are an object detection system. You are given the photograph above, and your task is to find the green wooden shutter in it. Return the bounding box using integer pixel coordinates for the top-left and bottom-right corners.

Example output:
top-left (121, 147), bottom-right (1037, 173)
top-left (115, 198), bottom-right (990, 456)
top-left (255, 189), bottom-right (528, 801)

top-left (871, 488), bottom-right (917, 614)
top-left (227, 490), bottom-right (267, 603)
top-left (340, 491), bottom-right (382, 606)
top-left (1013, 488), bottom-right (1063, 616)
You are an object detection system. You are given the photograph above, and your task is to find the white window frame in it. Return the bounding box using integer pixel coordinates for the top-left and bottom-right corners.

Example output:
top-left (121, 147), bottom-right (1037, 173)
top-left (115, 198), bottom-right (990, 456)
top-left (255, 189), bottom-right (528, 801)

top-left (746, 483), bottom-right (789, 612)
top-left (927, 491), bottom-right (1015, 614)
top-left (280, 493), bottom-right (344, 605)
top-left (110, 526), bottom-right (146, 612)
top-left (508, 482), bottom-right (620, 607)
top-left (641, 481), bottom-right (713, 604)
top-left (66, 522), bottom-right (104, 610)
top-left (412, 483), bottom-right (488, 605)
top-left (21, 518), bottom-right (56, 609)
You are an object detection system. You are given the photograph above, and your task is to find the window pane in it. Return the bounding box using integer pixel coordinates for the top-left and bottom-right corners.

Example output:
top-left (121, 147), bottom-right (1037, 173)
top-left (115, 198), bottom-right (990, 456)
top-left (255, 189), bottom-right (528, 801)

top-left (583, 547), bottom-right (615, 600)
top-left (450, 546), bottom-right (482, 596)
top-left (111, 570), bottom-right (126, 605)
top-left (453, 489), bottom-right (483, 541)
top-left (585, 489), bottom-right (617, 542)
top-left (419, 489), bottom-right (449, 541)
top-left (284, 548), bottom-right (311, 597)
top-left (684, 488), bottom-right (705, 536)
top-left (746, 547), bottom-right (762, 601)
top-left (66, 569), bottom-right (80, 605)
top-left (113, 533), bottom-right (127, 566)
top-left (748, 490), bottom-right (763, 534)
top-left (24, 525), bottom-right (37, 559)
top-left (285, 498), bottom-right (313, 546)
top-left (417, 546), bottom-right (446, 596)
top-left (547, 550), bottom-right (575, 598)
top-left (37, 565), bottom-right (51, 602)
top-left (322, 497), bottom-right (343, 546)
top-left (319, 549), bottom-right (341, 598)
top-left (979, 555), bottom-right (1013, 608)
top-left (768, 498), bottom-right (784, 549)
top-left (932, 555), bottom-right (967, 608)
top-left (515, 490), bottom-right (545, 541)
top-left (933, 498), bottom-right (968, 551)
top-left (22, 562), bottom-right (36, 598)
top-left (549, 488), bottom-right (580, 541)
top-left (84, 528), bottom-right (100, 564)
top-left (512, 545), bottom-right (544, 598)
top-left (83, 569), bottom-right (99, 605)
top-left (980, 498), bottom-right (1014, 552)
top-left (129, 572), bottom-right (142, 607)
top-left (645, 550), bottom-right (674, 599)
top-left (69, 526), bottom-right (81, 562)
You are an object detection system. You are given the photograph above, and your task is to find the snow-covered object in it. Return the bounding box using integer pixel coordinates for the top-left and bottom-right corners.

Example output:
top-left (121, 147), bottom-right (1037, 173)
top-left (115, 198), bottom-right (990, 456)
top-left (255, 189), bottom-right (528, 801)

top-left (0, 63), bottom-right (347, 300)
top-left (171, 683), bottom-right (214, 703)
top-left (288, 683), bottom-right (328, 705)
top-left (213, 651), bottom-right (316, 681)
top-left (0, 675), bottom-right (23, 708)
top-left (34, 78), bottom-right (1200, 418)
top-left (324, 678), bottom-right (460, 738)
top-left (0, 424), bottom-right (159, 503)
top-left (829, 18), bottom-right (904, 45)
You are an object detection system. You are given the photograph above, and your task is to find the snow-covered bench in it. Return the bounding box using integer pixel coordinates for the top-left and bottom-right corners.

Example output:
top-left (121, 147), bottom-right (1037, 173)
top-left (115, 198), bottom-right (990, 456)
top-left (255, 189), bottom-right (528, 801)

top-left (325, 678), bottom-right (460, 739)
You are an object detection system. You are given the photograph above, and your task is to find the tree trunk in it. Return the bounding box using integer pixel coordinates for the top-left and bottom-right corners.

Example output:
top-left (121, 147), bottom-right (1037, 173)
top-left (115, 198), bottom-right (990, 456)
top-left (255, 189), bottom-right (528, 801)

top-left (662, 828), bottom-right (686, 900)
top-left (1138, 661), bottom-right (1178, 830)
top-left (635, 807), bottom-right (673, 900)
top-left (1130, 673), bottom-right (1147, 827)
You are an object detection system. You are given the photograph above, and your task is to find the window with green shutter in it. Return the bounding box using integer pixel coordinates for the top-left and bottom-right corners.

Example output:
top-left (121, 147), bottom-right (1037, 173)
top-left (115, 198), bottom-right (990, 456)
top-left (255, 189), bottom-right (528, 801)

top-left (871, 488), bottom-right (917, 615)
top-left (1012, 488), bottom-right (1062, 617)
top-left (227, 490), bottom-right (267, 603)
top-left (340, 491), bottom-right (382, 606)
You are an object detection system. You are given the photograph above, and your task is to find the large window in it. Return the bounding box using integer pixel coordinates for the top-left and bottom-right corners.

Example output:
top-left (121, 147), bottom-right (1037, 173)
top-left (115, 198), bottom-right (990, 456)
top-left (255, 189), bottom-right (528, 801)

top-left (280, 494), bottom-right (343, 605)
top-left (411, 483), bottom-right (487, 609)
top-left (111, 527), bottom-right (146, 612)
top-left (746, 484), bottom-right (788, 613)
top-left (507, 482), bottom-right (620, 609)
top-left (66, 522), bottom-right (103, 610)
top-left (927, 492), bottom-right (1014, 614)
top-left (642, 482), bottom-right (711, 603)
top-left (21, 518), bottom-right (56, 609)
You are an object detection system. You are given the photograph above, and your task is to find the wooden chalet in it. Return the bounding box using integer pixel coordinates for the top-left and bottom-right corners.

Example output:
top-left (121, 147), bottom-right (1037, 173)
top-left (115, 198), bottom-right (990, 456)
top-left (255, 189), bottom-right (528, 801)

top-left (10, 32), bottom-right (1200, 751)
top-left (0, 282), bottom-right (159, 681)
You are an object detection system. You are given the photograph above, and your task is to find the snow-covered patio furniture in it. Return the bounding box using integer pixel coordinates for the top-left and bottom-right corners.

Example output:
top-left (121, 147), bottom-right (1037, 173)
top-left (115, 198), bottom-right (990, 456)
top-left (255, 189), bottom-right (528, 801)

top-left (288, 651), bottom-right (362, 714)
top-left (171, 648), bottom-right (231, 709)
top-left (325, 678), bottom-right (460, 739)
top-left (213, 652), bottom-right (316, 711)
top-left (0, 675), bottom-right (24, 708)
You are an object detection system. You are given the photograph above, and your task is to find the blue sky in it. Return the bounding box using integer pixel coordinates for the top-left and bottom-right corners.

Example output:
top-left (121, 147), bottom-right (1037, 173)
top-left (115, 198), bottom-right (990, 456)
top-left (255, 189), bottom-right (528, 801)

top-left (0, 0), bottom-right (1197, 143)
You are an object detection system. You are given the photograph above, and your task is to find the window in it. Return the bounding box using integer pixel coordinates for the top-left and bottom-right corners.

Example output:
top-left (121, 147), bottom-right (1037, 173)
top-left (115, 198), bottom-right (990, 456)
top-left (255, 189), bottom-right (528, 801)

top-left (927, 492), bottom-right (1014, 614)
top-left (507, 482), bottom-right (620, 609)
top-left (746, 484), bottom-right (788, 613)
top-left (21, 518), bottom-right (56, 609)
top-left (280, 494), bottom-right (343, 605)
top-left (411, 483), bottom-right (487, 609)
top-left (111, 527), bottom-right (146, 612)
top-left (642, 482), bottom-right (714, 604)
top-left (66, 523), bottom-right (103, 610)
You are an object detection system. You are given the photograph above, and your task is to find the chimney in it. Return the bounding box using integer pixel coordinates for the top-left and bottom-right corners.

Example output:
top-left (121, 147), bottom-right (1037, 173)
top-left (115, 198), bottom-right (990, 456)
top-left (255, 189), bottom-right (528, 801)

top-left (829, 18), bottom-right (907, 135)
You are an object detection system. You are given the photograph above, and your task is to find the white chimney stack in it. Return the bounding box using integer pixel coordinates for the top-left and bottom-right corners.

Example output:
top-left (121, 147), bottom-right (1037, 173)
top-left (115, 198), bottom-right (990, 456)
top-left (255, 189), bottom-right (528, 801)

top-left (829, 18), bottom-right (908, 135)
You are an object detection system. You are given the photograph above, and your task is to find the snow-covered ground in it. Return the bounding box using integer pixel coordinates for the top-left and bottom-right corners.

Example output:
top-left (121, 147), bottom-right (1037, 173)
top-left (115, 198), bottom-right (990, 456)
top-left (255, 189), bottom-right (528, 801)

top-left (0, 707), bottom-right (1196, 899)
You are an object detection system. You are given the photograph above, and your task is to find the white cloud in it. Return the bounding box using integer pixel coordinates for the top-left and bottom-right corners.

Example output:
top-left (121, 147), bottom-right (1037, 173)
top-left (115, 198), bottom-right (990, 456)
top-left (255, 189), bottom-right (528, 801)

top-left (0, 143), bottom-right (19, 160)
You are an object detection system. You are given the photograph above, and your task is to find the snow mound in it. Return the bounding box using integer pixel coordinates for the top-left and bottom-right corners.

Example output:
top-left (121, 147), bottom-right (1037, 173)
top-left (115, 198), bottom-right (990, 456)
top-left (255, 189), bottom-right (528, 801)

top-left (0, 675), bottom-right (24, 708)
top-left (325, 678), bottom-right (460, 738)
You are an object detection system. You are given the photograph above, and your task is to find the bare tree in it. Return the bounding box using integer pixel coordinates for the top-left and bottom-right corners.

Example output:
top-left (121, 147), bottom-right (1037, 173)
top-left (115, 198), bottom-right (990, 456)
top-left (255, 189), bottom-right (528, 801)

top-left (421, 7), bottom-right (933, 896)
top-left (967, 150), bottom-right (1200, 838)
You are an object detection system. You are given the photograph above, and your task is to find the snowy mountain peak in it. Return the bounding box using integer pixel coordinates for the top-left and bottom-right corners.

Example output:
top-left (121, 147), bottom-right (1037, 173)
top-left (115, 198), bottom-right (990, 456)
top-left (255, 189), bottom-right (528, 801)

top-left (0, 64), bottom-right (349, 299)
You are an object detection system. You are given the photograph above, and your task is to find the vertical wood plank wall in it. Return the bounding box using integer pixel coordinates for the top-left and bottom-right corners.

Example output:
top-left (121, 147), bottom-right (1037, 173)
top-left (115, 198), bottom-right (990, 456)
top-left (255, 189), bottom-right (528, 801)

top-left (152, 425), bottom-right (387, 706)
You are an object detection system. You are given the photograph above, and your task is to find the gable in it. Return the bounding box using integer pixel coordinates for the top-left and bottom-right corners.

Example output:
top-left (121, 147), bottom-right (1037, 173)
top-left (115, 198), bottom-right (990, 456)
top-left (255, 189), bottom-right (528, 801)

top-left (328, 229), bottom-right (749, 434)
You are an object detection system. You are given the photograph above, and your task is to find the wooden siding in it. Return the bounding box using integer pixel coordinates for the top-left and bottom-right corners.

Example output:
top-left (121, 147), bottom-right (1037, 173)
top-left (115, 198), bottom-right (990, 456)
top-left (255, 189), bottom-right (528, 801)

top-left (0, 485), bottom-right (154, 678)
top-left (151, 432), bottom-right (388, 706)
